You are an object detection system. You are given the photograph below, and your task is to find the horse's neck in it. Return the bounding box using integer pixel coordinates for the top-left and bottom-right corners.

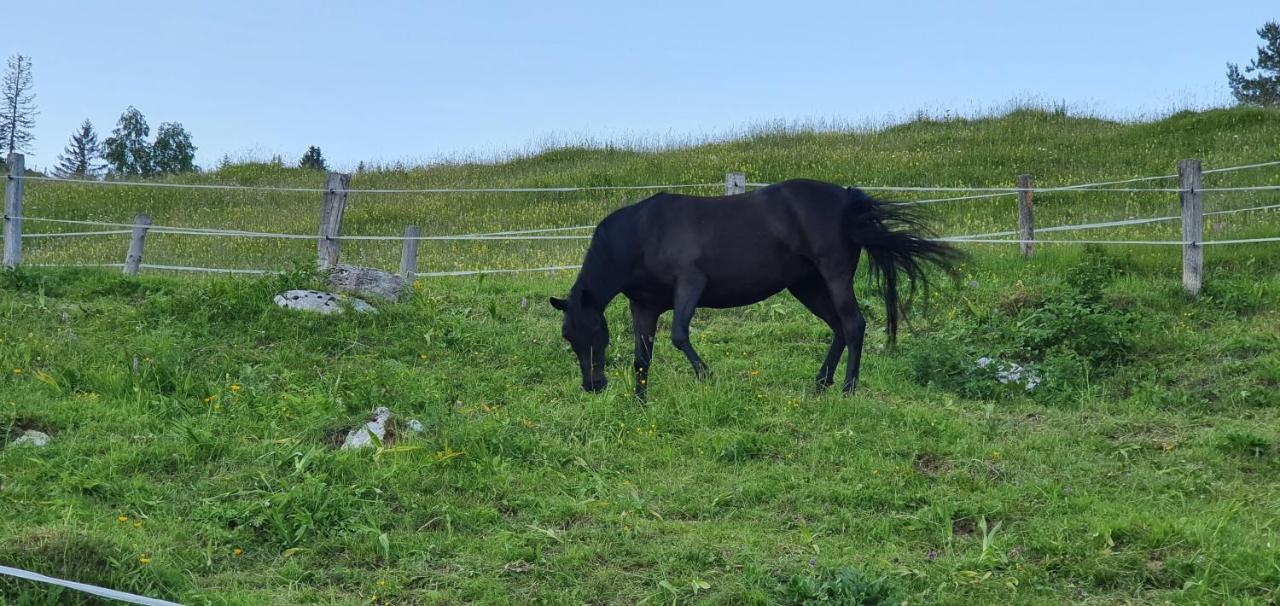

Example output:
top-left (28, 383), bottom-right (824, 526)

top-left (576, 239), bottom-right (630, 306)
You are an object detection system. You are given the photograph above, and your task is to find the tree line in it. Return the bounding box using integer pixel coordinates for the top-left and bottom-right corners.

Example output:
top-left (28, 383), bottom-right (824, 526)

top-left (2, 54), bottom-right (329, 178)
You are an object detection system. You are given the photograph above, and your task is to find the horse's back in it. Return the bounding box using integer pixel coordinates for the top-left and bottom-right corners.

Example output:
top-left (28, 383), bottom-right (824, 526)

top-left (614, 180), bottom-right (855, 307)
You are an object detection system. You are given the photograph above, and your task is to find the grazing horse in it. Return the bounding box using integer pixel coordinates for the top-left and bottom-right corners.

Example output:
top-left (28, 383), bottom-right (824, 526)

top-left (550, 179), bottom-right (960, 401)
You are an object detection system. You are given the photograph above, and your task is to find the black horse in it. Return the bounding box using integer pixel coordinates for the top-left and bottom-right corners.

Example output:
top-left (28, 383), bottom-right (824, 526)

top-left (550, 179), bottom-right (960, 401)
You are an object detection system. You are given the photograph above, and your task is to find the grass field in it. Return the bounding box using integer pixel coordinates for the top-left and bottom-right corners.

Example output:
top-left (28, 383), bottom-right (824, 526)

top-left (2, 106), bottom-right (1280, 605)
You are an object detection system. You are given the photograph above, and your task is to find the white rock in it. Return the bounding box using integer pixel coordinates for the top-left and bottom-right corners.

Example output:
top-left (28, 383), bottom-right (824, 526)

top-left (274, 290), bottom-right (376, 314)
top-left (977, 356), bottom-right (1042, 392)
top-left (11, 430), bottom-right (51, 447)
top-left (341, 407), bottom-right (392, 449)
top-left (407, 419), bottom-right (425, 433)
top-left (328, 265), bottom-right (406, 302)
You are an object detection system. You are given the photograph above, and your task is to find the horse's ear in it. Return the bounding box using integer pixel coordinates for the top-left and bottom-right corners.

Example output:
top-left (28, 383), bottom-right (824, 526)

top-left (549, 297), bottom-right (568, 311)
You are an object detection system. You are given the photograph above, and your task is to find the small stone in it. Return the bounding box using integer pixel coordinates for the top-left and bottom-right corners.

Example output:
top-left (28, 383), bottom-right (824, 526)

top-left (407, 419), bottom-right (424, 433)
top-left (11, 430), bottom-right (51, 447)
top-left (341, 407), bottom-right (393, 449)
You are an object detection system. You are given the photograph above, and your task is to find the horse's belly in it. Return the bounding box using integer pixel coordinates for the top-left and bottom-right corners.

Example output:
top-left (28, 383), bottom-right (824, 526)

top-left (698, 283), bottom-right (788, 308)
top-left (697, 257), bottom-right (811, 308)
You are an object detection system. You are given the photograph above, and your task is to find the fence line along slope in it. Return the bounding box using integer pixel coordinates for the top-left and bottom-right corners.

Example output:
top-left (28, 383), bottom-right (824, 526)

top-left (13, 106), bottom-right (1280, 275)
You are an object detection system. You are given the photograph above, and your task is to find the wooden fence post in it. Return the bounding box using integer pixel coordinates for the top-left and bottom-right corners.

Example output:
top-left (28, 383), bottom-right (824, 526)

top-left (123, 214), bottom-right (152, 276)
top-left (400, 224), bottom-right (420, 281)
top-left (1178, 159), bottom-right (1203, 297)
top-left (317, 171), bottom-right (351, 270)
top-left (725, 172), bottom-right (746, 195)
top-left (1017, 174), bottom-right (1034, 259)
top-left (4, 153), bottom-right (24, 268)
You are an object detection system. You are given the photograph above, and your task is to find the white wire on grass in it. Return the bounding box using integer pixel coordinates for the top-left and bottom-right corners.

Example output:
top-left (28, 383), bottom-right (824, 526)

top-left (338, 234), bottom-right (593, 241)
top-left (0, 564), bottom-right (183, 606)
top-left (1203, 159), bottom-right (1280, 174)
top-left (339, 184), bottom-right (720, 194)
top-left (24, 175), bottom-right (326, 193)
top-left (419, 264), bottom-right (581, 277)
top-left (947, 202), bottom-right (1280, 240)
top-left (26, 262), bottom-right (581, 277)
top-left (937, 236), bottom-right (1280, 246)
top-left (897, 191), bottom-right (1020, 206)
top-left (13, 216), bottom-right (596, 242)
top-left (1196, 185), bottom-right (1280, 192)
top-left (23, 175), bottom-right (722, 194)
top-left (140, 263), bottom-right (279, 274)
top-left (893, 182), bottom-right (1278, 207)
top-left (19, 230), bottom-right (133, 238)
top-left (455, 224), bottom-right (594, 237)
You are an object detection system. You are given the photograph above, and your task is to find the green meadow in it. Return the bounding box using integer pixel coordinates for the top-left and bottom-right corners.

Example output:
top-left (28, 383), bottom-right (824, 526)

top-left (2, 106), bottom-right (1279, 604)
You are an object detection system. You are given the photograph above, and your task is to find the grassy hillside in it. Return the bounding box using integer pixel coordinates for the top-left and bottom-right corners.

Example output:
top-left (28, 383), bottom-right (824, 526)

top-left (2, 107), bottom-right (1280, 605)
top-left (18, 106), bottom-right (1280, 272)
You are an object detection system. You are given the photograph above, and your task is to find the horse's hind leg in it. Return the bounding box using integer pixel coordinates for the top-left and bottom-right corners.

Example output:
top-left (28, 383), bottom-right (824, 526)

top-left (671, 273), bottom-right (711, 379)
top-left (817, 263), bottom-right (867, 394)
top-left (788, 278), bottom-right (846, 391)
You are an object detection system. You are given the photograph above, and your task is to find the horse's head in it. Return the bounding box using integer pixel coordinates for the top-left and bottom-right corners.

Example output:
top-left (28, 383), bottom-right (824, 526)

top-left (549, 291), bottom-right (609, 392)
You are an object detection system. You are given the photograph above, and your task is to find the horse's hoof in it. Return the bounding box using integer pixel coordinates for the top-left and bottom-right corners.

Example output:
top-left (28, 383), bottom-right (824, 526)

top-left (692, 364), bottom-right (712, 380)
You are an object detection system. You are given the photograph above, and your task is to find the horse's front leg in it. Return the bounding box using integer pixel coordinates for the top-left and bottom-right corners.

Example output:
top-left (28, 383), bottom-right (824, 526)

top-left (670, 274), bottom-right (711, 379)
top-left (630, 300), bottom-right (659, 403)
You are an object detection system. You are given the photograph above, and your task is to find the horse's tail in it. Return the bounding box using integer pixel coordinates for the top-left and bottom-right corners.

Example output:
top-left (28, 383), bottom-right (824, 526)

top-left (842, 187), bottom-right (963, 346)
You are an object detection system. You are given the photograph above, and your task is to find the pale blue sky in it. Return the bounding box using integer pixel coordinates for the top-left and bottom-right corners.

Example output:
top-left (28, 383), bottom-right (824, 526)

top-left (8, 1), bottom-right (1276, 171)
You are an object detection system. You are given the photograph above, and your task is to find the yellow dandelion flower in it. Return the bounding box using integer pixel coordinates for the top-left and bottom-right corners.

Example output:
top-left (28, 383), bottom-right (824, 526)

top-left (133, 522), bottom-right (142, 529)
top-left (118, 515), bottom-right (128, 523)
top-left (229, 384), bottom-right (241, 392)
top-left (139, 556), bottom-right (151, 565)
top-left (12, 368), bottom-right (21, 375)
top-left (233, 548), bottom-right (243, 557)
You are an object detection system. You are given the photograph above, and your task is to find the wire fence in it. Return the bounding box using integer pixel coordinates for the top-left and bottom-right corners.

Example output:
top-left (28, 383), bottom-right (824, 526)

top-left (4, 157), bottom-right (1279, 279)
top-left (0, 564), bottom-right (182, 606)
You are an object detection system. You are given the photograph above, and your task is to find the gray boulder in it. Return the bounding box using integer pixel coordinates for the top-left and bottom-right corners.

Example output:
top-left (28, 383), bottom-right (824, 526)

top-left (11, 430), bottom-right (51, 447)
top-left (274, 290), bottom-right (376, 314)
top-left (328, 264), bottom-right (406, 302)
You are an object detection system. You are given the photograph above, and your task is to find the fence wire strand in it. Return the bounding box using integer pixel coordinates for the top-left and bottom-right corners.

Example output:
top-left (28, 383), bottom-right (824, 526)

top-left (0, 565), bottom-right (182, 606)
top-left (7, 157), bottom-right (1278, 276)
